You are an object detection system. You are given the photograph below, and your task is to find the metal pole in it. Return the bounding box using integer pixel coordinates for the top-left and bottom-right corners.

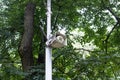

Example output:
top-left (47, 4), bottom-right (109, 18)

top-left (45, 0), bottom-right (52, 80)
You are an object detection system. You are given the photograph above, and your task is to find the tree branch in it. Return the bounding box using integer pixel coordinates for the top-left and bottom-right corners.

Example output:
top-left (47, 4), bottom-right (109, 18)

top-left (101, 0), bottom-right (120, 22)
top-left (101, 0), bottom-right (120, 43)
top-left (106, 7), bottom-right (120, 22)
top-left (105, 22), bottom-right (119, 42)
top-left (39, 24), bottom-right (47, 39)
top-left (104, 23), bottom-right (119, 54)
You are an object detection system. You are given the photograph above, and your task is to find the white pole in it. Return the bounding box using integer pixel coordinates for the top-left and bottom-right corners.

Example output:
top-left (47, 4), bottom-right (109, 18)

top-left (45, 0), bottom-right (52, 80)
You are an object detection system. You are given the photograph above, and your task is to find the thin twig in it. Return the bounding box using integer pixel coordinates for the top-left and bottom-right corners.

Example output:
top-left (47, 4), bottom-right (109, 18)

top-left (74, 48), bottom-right (93, 52)
top-left (52, 12), bottom-right (59, 30)
top-left (52, 6), bottom-right (61, 30)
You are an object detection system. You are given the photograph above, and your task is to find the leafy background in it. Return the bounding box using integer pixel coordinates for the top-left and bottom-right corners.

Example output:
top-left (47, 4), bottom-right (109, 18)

top-left (0, 0), bottom-right (120, 80)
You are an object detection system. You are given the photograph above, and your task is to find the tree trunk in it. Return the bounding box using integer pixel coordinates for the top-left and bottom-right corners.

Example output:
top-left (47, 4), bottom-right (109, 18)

top-left (19, 2), bottom-right (35, 72)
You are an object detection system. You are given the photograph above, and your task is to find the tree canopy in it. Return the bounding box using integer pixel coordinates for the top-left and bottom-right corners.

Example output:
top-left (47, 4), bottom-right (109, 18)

top-left (0, 0), bottom-right (120, 80)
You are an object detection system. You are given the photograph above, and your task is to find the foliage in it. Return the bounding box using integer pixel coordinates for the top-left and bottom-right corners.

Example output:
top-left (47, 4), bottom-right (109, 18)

top-left (0, 0), bottom-right (120, 80)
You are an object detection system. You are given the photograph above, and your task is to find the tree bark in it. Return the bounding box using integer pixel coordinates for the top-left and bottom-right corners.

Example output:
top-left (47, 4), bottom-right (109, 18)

top-left (19, 2), bottom-right (35, 72)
